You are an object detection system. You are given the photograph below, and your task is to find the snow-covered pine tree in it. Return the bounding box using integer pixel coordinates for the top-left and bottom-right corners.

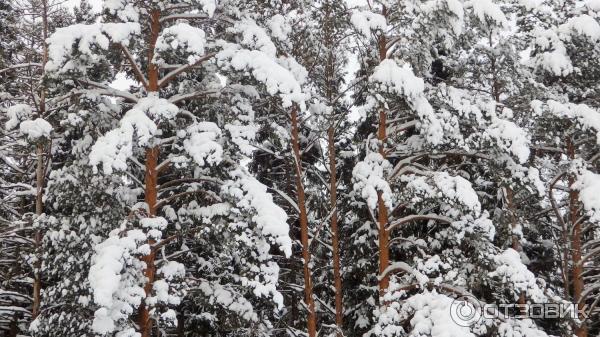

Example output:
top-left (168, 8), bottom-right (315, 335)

top-left (40, 1), bottom-right (305, 336)
top-left (0, 1), bottom-right (72, 335)
top-left (306, 2), bottom-right (353, 336)
top-left (347, 1), bottom-right (550, 336)
top-left (523, 1), bottom-right (600, 335)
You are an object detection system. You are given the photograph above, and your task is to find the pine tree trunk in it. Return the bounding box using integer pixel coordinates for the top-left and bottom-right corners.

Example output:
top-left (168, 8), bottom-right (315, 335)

top-left (567, 138), bottom-right (587, 337)
top-left (291, 106), bottom-right (317, 337)
top-left (32, 0), bottom-right (50, 319)
top-left (138, 9), bottom-right (161, 337)
top-left (328, 126), bottom-right (343, 336)
top-left (377, 9), bottom-right (390, 295)
top-left (323, 2), bottom-right (343, 333)
top-left (32, 143), bottom-right (44, 319)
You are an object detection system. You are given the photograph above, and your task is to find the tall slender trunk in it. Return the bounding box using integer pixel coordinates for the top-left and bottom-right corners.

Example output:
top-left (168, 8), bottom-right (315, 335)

top-left (323, 2), bottom-right (343, 334)
top-left (377, 7), bottom-right (390, 296)
top-left (291, 106), bottom-right (317, 337)
top-left (32, 0), bottom-right (50, 319)
top-left (32, 143), bottom-right (44, 319)
top-left (328, 126), bottom-right (343, 335)
top-left (567, 138), bottom-right (587, 337)
top-left (140, 148), bottom-right (159, 337)
top-left (138, 9), bottom-right (161, 337)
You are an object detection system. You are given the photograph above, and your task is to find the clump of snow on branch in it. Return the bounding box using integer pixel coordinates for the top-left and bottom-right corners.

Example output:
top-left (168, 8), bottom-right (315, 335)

top-left (19, 118), bottom-right (53, 141)
top-left (222, 169), bottom-right (292, 257)
top-left (89, 96), bottom-right (178, 174)
top-left (558, 15), bottom-right (600, 41)
top-left (352, 153), bottom-right (394, 210)
top-left (224, 93), bottom-right (259, 155)
top-left (421, 0), bottom-right (465, 36)
top-left (402, 172), bottom-right (496, 240)
top-left (46, 22), bottom-right (140, 74)
top-left (197, 0), bottom-right (217, 17)
top-left (369, 59), bottom-right (444, 144)
top-left (371, 290), bottom-right (477, 337)
top-left (489, 248), bottom-right (547, 303)
top-left (530, 15), bottom-right (600, 76)
top-left (103, 0), bottom-right (140, 22)
top-left (183, 122), bottom-right (224, 167)
top-left (470, 0), bottom-right (508, 27)
top-left (484, 117), bottom-right (531, 164)
top-left (268, 14), bottom-right (292, 42)
top-left (230, 19), bottom-right (278, 57)
top-left (5, 104), bottom-right (32, 129)
top-left (140, 216), bottom-right (168, 240)
top-left (197, 281), bottom-right (257, 321)
top-left (5, 97), bottom-right (52, 141)
top-left (404, 172), bottom-right (481, 215)
top-left (351, 11), bottom-right (387, 38)
top-left (88, 229), bottom-right (147, 335)
top-left (533, 100), bottom-right (600, 143)
top-left (154, 23), bottom-right (206, 65)
top-left (573, 168), bottom-right (600, 223)
top-left (496, 319), bottom-right (550, 337)
top-left (217, 45), bottom-right (306, 108)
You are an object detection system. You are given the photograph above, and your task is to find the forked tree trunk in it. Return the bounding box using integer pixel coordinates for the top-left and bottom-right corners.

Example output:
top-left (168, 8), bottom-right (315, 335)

top-left (138, 9), bottom-right (161, 337)
top-left (291, 106), bottom-right (317, 337)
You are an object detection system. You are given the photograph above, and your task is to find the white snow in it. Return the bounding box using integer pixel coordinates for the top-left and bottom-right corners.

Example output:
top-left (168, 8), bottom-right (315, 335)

top-left (370, 59), bottom-right (425, 99)
top-left (89, 96), bottom-right (178, 174)
top-left (470, 0), bottom-right (508, 27)
top-left (484, 117), bottom-right (531, 164)
top-left (154, 23), bottom-right (207, 65)
top-left (158, 261), bottom-right (185, 281)
top-left (573, 169), bottom-right (600, 223)
top-left (351, 11), bottom-right (387, 38)
top-left (586, 0), bottom-right (600, 11)
top-left (19, 118), bottom-right (53, 140)
top-left (183, 122), bottom-right (224, 167)
top-left (46, 22), bottom-right (140, 73)
top-left (231, 19), bottom-right (277, 57)
top-left (558, 15), bottom-right (600, 41)
top-left (531, 28), bottom-right (573, 76)
top-left (223, 169), bottom-right (292, 257)
top-left (352, 153), bottom-right (394, 210)
top-left (5, 104), bottom-right (32, 130)
top-left (542, 100), bottom-right (600, 144)
top-left (369, 59), bottom-right (444, 144)
top-left (489, 248), bottom-right (547, 303)
top-left (103, 0), bottom-right (139, 22)
top-left (268, 14), bottom-right (292, 42)
top-left (218, 46), bottom-right (306, 108)
top-left (88, 229), bottom-right (147, 335)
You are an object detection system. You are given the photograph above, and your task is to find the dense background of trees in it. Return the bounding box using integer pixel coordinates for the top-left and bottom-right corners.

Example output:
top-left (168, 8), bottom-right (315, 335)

top-left (2, 1), bottom-right (600, 337)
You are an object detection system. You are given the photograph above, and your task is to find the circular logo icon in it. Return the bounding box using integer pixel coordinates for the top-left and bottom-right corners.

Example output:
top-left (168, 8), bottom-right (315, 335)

top-left (450, 295), bottom-right (482, 327)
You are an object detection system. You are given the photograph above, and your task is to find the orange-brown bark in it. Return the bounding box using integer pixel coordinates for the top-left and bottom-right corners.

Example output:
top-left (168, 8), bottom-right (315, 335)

top-left (377, 7), bottom-right (390, 296)
top-left (138, 9), bottom-right (161, 337)
top-left (291, 106), bottom-right (317, 337)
